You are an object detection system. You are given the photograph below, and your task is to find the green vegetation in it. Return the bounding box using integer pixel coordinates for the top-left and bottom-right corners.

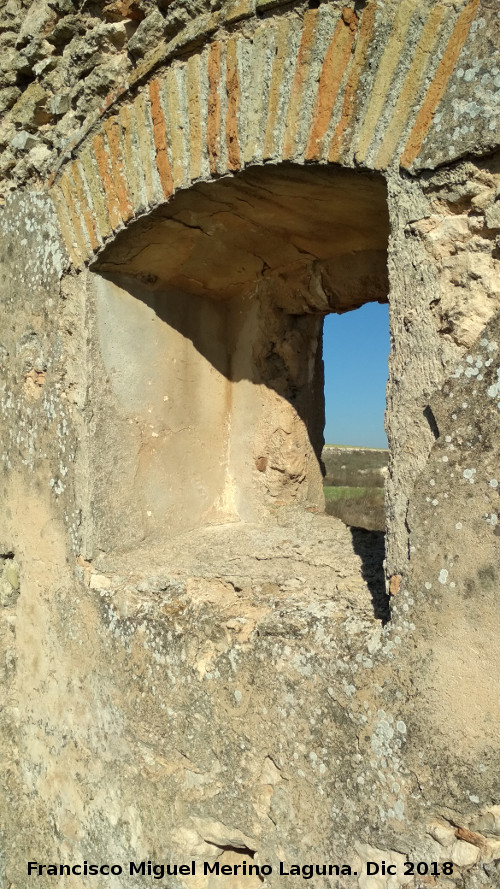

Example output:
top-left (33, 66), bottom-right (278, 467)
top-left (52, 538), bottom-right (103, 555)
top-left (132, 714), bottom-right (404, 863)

top-left (322, 445), bottom-right (388, 490)
top-left (321, 446), bottom-right (387, 531)
top-left (324, 444), bottom-right (388, 451)
top-left (324, 485), bottom-right (385, 531)
top-left (324, 486), bottom-right (371, 501)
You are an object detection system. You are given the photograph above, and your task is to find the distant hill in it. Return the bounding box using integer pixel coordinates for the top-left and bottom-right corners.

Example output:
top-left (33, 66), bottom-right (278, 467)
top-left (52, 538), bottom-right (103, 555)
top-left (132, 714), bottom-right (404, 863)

top-left (322, 445), bottom-right (388, 489)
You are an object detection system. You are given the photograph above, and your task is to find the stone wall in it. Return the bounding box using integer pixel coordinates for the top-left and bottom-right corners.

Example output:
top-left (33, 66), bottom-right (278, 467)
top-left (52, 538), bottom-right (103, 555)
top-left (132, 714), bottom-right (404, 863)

top-left (1, 0), bottom-right (499, 206)
top-left (0, 1), bottom-right (499, 888)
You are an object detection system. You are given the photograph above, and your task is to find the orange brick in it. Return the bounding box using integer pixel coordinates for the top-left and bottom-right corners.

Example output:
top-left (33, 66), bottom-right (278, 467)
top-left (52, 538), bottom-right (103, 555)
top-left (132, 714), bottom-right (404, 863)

top-left (50, 186), bottom-right (83, 268)
top-left (225, 36), bottom-right (241, 171)
top-left (149, 78), bottom-right (173, 199)
top-left (329, 1), bottom-right (377, 162)
top-left (92, 131), bottom-right (122, 230)
top-left (283, 10), bottom-right (319, 159)
top-left (70, 160), bottom-right (100, 252)
top-left (104, 115), bottom-right (134, 222)
top-left (355, 0), bottom-right (422, 164)
top-left (374, 3), bottom-right (446, 170)
top-left (80, 146), bottom-right (113, 242)
top-left (401, 0), bottom-right (480, 168)
top-left (306, 8), bottom-right (358, 161)
top-left (206, 41), bottom-right (222, 175)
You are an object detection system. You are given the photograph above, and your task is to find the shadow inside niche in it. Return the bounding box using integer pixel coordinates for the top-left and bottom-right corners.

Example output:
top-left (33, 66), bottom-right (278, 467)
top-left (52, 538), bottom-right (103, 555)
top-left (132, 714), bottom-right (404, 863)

top-left (350, 528), bottom-right (390, 623)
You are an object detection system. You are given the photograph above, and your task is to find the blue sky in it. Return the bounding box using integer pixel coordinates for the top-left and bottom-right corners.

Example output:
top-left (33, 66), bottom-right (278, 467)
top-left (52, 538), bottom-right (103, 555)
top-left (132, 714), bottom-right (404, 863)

top-left (323, 303), bottom-right (389, 449)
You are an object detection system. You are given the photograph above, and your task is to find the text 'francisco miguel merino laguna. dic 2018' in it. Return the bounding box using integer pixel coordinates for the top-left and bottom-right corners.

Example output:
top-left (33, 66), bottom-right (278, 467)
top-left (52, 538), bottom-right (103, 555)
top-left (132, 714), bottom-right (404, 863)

top-left (27, 860), bottom-right (359, 879)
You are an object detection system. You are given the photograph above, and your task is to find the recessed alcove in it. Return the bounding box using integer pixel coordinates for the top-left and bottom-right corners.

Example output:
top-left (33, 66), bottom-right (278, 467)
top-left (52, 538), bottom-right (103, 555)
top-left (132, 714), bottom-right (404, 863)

top-left (89, 164), bottom-right (390, 552)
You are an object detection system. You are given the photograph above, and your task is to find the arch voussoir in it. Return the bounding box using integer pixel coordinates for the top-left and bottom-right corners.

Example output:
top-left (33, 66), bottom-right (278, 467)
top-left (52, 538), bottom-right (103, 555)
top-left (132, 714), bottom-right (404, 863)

top-left (47, 0), bottom-right (481, 268)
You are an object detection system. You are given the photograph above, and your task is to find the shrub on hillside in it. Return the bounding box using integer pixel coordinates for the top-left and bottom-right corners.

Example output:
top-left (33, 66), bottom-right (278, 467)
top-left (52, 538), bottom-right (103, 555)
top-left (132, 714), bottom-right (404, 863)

top-left (324, 486), bottom-right (385, 532)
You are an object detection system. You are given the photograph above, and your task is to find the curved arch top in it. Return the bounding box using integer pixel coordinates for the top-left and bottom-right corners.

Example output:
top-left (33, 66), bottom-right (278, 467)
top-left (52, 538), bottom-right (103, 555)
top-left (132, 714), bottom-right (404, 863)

top-left (46, 0), bottom-right (496, 268)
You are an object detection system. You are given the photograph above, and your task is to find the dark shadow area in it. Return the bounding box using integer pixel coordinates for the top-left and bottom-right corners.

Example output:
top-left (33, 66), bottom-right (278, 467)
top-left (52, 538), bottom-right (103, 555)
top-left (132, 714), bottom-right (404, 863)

top-left (190, 842), bottom-right (263, 880)
top-left (97, 269), bottom-right (330, 474)
top-left (350, 528), bottom-right (389, 623)
top-left (423, 404), bottom-right (440, 440)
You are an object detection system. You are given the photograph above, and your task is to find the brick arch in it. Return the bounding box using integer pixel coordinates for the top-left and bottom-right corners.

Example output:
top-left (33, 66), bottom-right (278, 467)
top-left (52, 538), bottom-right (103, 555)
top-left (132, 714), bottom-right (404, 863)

top-left (47, 0), bottom-right (479, 268)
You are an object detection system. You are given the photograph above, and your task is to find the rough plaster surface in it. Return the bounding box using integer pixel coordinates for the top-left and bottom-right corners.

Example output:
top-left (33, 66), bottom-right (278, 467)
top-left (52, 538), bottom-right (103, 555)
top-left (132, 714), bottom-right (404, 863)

top-left (0, 1), bottom-right (499, 887)
top-left (95, 165), bottom-right (390, 306)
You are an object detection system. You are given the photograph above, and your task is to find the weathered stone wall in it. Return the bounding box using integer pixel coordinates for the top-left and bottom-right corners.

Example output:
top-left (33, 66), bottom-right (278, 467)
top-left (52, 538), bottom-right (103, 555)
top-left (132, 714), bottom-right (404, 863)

top-left (0, 1), bottom-right (499, 888)
top-left (1, 0), bottom-right (499, 205)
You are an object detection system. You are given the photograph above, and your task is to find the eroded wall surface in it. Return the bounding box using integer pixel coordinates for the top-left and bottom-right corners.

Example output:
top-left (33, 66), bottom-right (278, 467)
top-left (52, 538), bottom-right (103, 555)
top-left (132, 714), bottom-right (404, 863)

top-left (0, 1), bottom-right (499, 888)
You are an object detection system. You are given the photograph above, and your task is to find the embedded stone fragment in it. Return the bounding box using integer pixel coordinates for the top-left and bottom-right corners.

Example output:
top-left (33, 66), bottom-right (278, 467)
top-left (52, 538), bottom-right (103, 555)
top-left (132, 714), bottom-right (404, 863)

top-left (10, 82), bottom-right (52, 128)
top-left (388, 574), bottom-right (401, 596)
top-left (450, 839), bottom-right (480, 867)
top-left (127, 9), bottom-right (165, 58)
top-left (0, 557), bottom-right (20, 607)
top-left (485, 202), bottom-right (500, 230)
top-left (0, 86), bottom-right (21, 114)
top-left (10, 130), bottom-right (37, 151)
top-left (48, 94), bottom-right (71, 116)
top-left (102, 0), bottom-right (145, 22)
top-left (16, 0), bottom-right (57, 46)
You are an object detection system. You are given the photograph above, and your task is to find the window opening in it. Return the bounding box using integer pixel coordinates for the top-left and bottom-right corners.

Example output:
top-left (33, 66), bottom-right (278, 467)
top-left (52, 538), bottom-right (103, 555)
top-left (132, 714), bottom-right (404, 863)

top-left (322, 303), bottom-right (389, 532)
top-left (322, 303), bottom-right (389, 620)
top-left (91, 165), bottom-right (390, 545)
